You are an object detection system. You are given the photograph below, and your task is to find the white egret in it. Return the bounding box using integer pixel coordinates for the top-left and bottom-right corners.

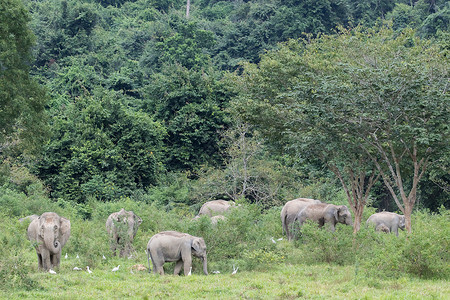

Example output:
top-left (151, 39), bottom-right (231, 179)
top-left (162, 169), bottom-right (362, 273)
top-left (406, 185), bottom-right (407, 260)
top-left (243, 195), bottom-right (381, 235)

top-left (271, 237), bottom-right (276, 244)
top-left (112, 265), bottom-right (120, 272)
top-left (102, 255), bottom-right (106, 260)
top-left (48, 269), bottom-right (57, 274)
top-left (73, 267), bottom-right (82, 271)
top-left (187, 267), bottom-right (192, 276)
top-left (65, 253), bottom-right (68, 259)
top-left (86, 266), bottom-right (92, 274)
top-left (231, 265), bottom-right (238, 275)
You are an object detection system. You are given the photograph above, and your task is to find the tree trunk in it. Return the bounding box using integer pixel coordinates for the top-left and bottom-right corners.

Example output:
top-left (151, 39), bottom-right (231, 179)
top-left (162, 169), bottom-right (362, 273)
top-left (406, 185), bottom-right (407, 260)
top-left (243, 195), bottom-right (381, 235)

top-left (186, 0), bottom-right (190, 19)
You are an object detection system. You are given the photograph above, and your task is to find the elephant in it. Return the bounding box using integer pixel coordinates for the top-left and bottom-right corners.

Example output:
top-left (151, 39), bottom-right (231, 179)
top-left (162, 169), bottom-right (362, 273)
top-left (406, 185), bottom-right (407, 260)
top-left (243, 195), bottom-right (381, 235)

top-left (280, 198), bottom-right (322, 241)
top-left (147, 231), bottom-right (208, 276)
top-left (197, 200), bottom-right (237, 217)
top-left (106, 208), bottom-right (142, 257)
top-left (294, 203), bottom-right (353, 233)
top-left (27, 212), bottom-right (71, 271)
top-left (366, 211), bottom-right (405, 236)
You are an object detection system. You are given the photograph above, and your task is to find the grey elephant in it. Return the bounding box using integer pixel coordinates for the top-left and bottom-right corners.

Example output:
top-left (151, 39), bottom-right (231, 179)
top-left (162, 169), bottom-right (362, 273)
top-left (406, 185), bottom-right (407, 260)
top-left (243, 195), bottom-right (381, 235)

top-left (366, 212), bottom-right (405, 236)
top-left (106, 208), bottom-right (142, 257)
top-left (197, 200), bottom-right (237, 217)
top-left (147, 231), bottom-right (208, 276)
top-left (27, 212), bottom-right (71, 271)
top-left (280, 198), bottom-right (321, 241)
top-left (294, 203), bottom-right (353, 233)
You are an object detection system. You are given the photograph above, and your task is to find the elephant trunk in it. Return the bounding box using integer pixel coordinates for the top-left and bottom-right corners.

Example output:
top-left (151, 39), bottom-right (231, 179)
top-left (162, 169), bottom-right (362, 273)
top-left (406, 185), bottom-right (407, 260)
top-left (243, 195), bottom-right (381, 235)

top-left (44, 228), bottom-right (61, 254)
top-left (202, 256), bottom-right (208, 275)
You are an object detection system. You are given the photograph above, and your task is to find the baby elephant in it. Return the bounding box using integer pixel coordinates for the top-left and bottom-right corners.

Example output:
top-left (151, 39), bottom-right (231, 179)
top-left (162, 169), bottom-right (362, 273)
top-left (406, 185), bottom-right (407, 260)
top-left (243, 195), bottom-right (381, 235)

top-left (147, 231), bottom-right (208, 276)
top-left (106, 208), bottom-right (142, 257)
top-left (366, 211), bottom-right (405, 236)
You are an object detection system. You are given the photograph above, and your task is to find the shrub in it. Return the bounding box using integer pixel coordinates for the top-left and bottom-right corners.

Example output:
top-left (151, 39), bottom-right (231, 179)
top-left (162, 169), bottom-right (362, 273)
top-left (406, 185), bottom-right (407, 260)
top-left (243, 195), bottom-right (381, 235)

top-left (0, 213), bottom-right (37, 291)
top-left (358, 208), bottom-right (450, 279)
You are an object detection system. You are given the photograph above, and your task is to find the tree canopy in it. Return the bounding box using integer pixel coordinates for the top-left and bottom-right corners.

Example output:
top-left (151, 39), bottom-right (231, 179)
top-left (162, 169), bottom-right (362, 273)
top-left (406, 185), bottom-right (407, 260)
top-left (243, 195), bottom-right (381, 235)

top-left (0, 0), bottom-right (47, 152)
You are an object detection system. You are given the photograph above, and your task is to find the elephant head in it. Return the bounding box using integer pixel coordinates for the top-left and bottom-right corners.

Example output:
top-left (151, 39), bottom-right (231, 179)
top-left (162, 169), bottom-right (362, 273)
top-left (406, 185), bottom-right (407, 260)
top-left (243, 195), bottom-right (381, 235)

top-left (192, 237), bottom-right (208, 275)
top-left (334, 205), bottom-right (353, 226)
top-left (398, 215), bottom-right (406, 230)
top-left (38, 212), bottom-right (71, 255)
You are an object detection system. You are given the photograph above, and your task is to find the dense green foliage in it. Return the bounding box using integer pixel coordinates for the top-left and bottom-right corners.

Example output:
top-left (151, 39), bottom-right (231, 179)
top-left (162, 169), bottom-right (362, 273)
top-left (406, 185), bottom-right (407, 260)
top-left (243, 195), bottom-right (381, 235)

top-left (0, 1), bottom-right (449, 295)
top-left (0, 0), bottom-right (47, 152)
top-left (3, 0), bottom-right (444, 209)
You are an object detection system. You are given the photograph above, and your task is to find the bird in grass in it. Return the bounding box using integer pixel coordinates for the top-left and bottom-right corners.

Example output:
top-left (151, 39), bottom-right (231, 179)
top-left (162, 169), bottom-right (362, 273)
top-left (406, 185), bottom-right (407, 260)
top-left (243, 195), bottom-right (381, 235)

top-left (65, 253), bottom-right (68, 259)
top-left (48, 269), bottom-right (57, 274)
top-left (102, 254), bottom-right (106, 260)
top-left (277, 238), bottom-right (283, 241)
top-left (86, 266), bottom-right (92, 274)
top-left (231, 265), bottom-right (238, 275)
top-left (271, 237), bottom-right (276, 244)
top-left (73, 267), bottom-right (82, 271)
top-left (112, 265), bottom-right (120, 272)
top-left (187, 267), bottom-right (192, 276)
top-left (128, 254), bottom-right (133, 260)
top-left (212, 271), bottom-right (220, 274)
top-left (76, 254), bottom-right (79, 259)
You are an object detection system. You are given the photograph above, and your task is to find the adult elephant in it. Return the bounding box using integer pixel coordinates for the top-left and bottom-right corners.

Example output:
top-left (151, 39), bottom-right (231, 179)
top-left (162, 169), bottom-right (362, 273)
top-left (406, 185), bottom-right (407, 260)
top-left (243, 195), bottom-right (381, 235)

top-left (106, 208), bottom-right (142, 257)
top-left (295, 203), bottom-right (353, 232)
top-left (366, 212), bottom-right (405, 236)
top-left (147, 231), bottom-right (208, 276)
top-left (197, 200), bottom-right (236, 217)
top-left (27, 212), bottom-right (71, 271)
top-left (281, 198), bottom-right (321, 241)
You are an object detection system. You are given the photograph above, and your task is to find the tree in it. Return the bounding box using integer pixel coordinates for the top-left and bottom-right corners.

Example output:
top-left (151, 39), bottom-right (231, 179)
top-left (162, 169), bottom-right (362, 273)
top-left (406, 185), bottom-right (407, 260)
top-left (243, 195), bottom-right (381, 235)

top-left (0, 0), bottom-right (47, 152)
top-left (231, 26), bottom-right (449, 232)
top-left (36, 92), bottom-right (166, 203)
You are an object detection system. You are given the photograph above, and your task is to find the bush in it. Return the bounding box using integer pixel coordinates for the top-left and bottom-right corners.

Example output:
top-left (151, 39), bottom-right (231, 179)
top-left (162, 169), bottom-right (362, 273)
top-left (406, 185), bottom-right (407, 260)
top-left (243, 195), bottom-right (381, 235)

top-left (295, 221), bottom-right (355, 265)
top-left (359, 208), bottom-right (450, 279)
top-left (0, 213), bottom-right (38, 291)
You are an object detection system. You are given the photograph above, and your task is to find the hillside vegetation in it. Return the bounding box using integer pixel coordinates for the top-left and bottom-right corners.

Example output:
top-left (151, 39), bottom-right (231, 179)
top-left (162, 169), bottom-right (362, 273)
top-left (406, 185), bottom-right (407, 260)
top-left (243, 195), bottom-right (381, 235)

top-left (0, 0), bottom-right (449, 297)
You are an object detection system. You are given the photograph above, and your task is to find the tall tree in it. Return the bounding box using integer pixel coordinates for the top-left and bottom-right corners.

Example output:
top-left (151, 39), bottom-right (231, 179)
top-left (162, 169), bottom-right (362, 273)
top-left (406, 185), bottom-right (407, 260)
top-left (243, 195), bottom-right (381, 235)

top-left (231, 26), bottom-right (449, 232)
top-left (0, 0), bottom-right (47, 152)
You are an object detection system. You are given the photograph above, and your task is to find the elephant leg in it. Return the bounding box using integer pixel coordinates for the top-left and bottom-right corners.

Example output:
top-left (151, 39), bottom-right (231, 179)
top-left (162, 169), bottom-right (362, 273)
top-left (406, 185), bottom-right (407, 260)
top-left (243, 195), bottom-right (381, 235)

top-left (36, 251), bottom-right (43, 270)
top-left (174, 259), bottom-right (183, 275)
top-left (52, 252), bottom-right (61, 269)
top-left (155, 264), bottom-right (164, 275)
top-left (183, 257), bottom-right (192, 276)
top-left (392, 225), bottom-right (399, 236)
top-left (41, 249), bottom-right (51, 270)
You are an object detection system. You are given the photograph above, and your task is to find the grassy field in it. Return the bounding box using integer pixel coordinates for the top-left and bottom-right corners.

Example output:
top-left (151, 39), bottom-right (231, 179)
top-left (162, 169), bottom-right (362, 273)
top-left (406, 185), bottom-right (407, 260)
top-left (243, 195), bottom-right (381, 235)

top-left (3, 260), bottom-right (449, 299)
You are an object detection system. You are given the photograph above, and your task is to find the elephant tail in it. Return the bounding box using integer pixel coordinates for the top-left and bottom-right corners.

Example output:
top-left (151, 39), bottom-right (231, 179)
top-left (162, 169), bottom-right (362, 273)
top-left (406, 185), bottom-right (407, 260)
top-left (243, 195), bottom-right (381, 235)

top-left (147, 248), bottom-right (151, 273)
top-left (281, 213), bottom-right (288, 238)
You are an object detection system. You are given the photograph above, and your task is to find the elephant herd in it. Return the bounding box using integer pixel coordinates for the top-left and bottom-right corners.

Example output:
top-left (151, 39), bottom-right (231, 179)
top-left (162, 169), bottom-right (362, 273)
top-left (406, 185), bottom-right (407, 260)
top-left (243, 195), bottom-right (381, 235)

top-left (281, 198), bottom-right (406, 240)
top-left (24, 199), bottom-right (405, 274)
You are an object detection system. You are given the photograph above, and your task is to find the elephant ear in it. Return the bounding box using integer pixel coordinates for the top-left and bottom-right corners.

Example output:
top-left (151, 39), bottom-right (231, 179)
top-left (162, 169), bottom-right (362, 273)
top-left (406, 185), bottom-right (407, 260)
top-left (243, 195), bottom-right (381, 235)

top-left (59, 217), bottom-right (71, 247)
top-left (135, 214), bottom-right (142, 226)
top-left (334, 206), bottom-right (339, 222)
top-left (192, 238), bottom-right (201, 252)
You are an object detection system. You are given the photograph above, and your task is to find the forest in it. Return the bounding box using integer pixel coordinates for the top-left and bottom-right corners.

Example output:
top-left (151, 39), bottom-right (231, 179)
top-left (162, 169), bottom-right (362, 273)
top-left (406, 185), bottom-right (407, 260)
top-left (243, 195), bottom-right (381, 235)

top-left (0, 0), bottom-right (449, 298)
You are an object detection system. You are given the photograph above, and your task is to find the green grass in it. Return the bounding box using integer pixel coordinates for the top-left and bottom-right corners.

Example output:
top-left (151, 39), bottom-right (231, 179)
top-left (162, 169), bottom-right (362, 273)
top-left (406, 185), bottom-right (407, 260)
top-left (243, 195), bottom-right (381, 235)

top-left (3, 259), bottom-right (448, 299)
